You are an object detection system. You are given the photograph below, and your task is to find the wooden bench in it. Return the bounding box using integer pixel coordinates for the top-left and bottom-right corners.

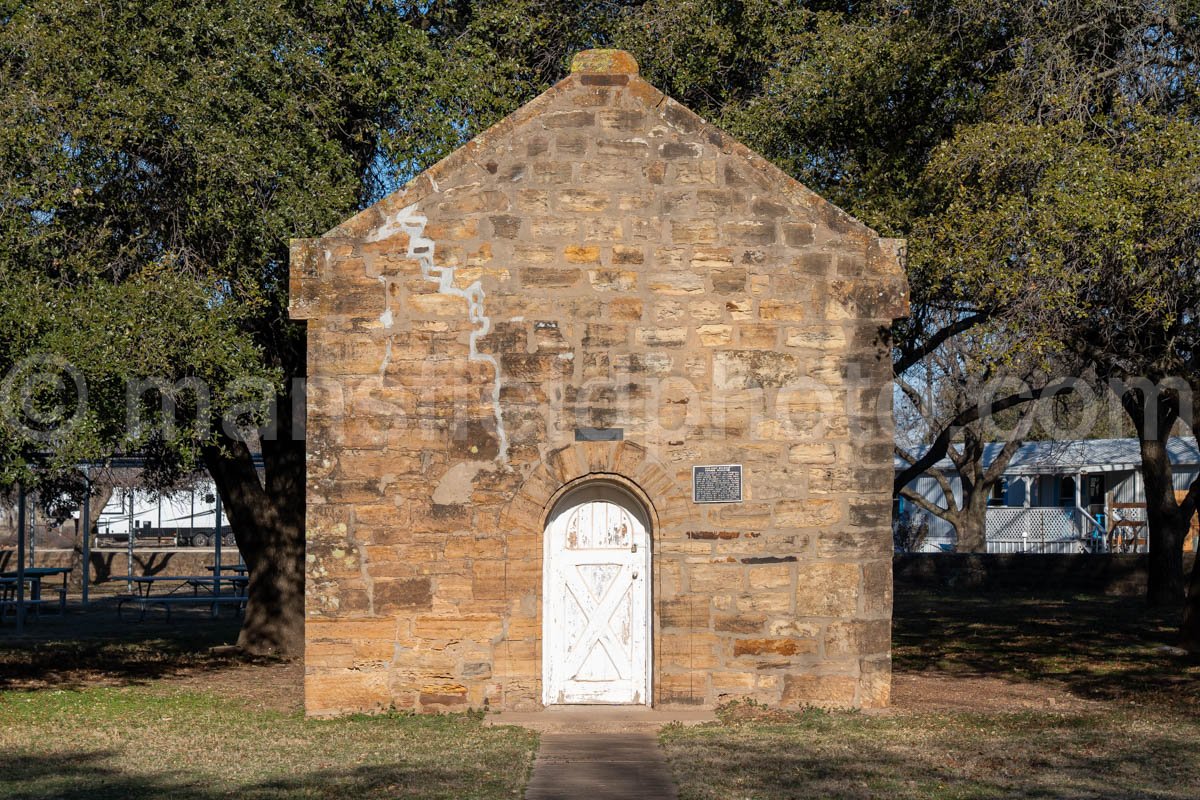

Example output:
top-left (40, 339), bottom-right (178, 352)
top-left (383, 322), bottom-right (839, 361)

top-left (0, 595), bottom-right (67, 622)
top-left (37, 586), bottom-right (67, 616)
top-left (117, 593), bottom-right (245, 622)
top-left (0, 575), bottom-right (67, 620)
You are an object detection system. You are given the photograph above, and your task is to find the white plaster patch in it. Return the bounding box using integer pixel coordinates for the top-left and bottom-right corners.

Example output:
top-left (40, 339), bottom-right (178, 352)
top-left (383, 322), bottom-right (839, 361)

top-left (365, 212), bottom-right (408, 244)
top-left (432, 460), bottom-right (492, 505)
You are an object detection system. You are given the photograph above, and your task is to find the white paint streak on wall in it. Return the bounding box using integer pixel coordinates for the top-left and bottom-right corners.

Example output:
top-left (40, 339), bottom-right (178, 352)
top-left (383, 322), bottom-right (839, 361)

top-left (378, 275), bottom-right (394, 329)
top-left (378, 277), bottom-right (395, 379)
top-left (372, 202), bottom-right (509, 463)
top-left (378, 338), bottom-right (392, 379)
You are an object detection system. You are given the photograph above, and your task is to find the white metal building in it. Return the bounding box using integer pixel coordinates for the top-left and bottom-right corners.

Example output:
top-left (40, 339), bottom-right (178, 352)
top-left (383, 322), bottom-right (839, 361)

top-left (93, 480), bottom-right (230, 548)
top-left (897, 437), bottom-right (1200, 553)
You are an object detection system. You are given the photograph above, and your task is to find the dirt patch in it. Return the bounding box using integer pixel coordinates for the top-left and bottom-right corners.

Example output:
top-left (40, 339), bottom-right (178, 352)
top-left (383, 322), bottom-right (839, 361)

top-left (890, 671), bottom-right (1098, 714)
top-left (157, 657), bottom-right (303, 713)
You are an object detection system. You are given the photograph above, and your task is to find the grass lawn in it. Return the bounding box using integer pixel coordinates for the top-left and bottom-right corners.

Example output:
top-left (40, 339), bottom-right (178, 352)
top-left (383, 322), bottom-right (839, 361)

top-left (0, 607), bottom-right (537, 800)
top-left (661, 589), bottom-right (1200, 800)
top-left (5, 589), bottom-right (1199, 799)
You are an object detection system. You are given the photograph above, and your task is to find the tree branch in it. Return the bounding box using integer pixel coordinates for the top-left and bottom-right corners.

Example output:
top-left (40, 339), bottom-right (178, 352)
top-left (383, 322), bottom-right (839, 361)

top-left (1180, 473), bottom-right (1200, 527)
top-left (982, 401), bottom-right (1040, 484)
top-left (893, 378), bottom-right (1077, 495)
top-left (895, 376), bottom-right (930, 420)
top-left (894, 311), bottom-right (989, 376)
top-left (895, 444), bottom-right (961, 515)
top-left (899, 485), bottom-right (959, 525)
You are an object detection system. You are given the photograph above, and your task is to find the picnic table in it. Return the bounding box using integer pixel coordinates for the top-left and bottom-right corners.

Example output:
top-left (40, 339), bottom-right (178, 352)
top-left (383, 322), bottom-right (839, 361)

top-left (0, 576), bottom-right (15, 620)
top-left (118, 574), bottom-right (249, 621)
top-left (205, 564), bottom-right (248, 574)
top-left (0, 567), bottom-right (71, 619)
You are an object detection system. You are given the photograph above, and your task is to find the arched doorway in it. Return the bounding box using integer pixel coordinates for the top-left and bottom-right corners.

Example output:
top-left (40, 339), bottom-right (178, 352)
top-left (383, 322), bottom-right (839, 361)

top-left (542, 482), bottom-right (651, 705)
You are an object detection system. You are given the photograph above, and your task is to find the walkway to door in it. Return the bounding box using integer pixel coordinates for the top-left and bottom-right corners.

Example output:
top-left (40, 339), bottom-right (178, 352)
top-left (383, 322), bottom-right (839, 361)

top-left (489, 706), bottom-right (714, 799)
top-left (524, 734), bottom-right (677, 800)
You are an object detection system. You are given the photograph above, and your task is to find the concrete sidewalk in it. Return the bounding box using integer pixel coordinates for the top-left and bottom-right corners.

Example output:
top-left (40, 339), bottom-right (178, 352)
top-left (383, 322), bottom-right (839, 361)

top-left (486, 706), bottom-right (716, 734)
top-left (523, 733), bottom-right (678, 800)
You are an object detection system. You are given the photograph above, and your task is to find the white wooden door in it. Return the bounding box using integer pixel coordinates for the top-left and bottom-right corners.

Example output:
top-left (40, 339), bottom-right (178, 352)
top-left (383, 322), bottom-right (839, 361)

top-left (543, 484), bottom-right (650, 705)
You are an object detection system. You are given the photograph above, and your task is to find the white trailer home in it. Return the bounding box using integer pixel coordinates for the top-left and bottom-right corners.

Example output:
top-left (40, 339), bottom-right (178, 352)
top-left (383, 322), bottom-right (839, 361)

top-left (94, 480), bottom-right (232, 548)
top-left (897, 437), bottom-right (1200, 553)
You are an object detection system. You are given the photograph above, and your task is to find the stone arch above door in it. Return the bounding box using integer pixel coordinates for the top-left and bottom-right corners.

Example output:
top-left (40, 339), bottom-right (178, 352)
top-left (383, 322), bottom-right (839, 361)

top-left (499, 440), bottom-right (689, 535)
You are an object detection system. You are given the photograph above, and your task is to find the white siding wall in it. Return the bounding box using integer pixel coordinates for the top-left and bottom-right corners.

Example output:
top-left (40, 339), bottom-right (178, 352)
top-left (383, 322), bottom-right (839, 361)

top-left (904, 475), bottom-right (960, 551)
top-left (1111, 467), bottom-right (1200, 504)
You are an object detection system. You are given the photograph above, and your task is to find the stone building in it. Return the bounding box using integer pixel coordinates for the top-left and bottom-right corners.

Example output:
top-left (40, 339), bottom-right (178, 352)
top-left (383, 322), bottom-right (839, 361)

top-left (290, 50), bottom-right (909, 716)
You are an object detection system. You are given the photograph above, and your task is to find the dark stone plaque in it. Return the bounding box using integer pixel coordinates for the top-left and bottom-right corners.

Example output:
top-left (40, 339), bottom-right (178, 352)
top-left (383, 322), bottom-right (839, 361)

top-left (574, 427), bottom-right (623, 442)
top-left (692, 464), bottom-right (743, 504)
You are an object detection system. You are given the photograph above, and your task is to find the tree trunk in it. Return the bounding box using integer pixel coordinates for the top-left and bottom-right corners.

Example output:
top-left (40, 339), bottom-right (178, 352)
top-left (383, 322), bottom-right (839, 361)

top-left (1182, 547), bottom-right (1200, 652)
top-left (957, 494), bottom-right (989, 553)
top-left (86, 483), bottom-right (115, 544)
top-left (1120, 387), bottom-right (1187, 607)
top-left (73, 482), bottom-right (114, 588)
top-left (203, 384), bottom-right (306, 656)
top-left (1140, 436), bottom-right (1187, 606)
top-left (1178, 474), bottom-right (1200, 652)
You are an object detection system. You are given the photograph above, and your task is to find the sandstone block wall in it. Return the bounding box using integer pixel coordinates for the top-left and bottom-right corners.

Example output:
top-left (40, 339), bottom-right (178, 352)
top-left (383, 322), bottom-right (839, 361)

top-left (291, 50), bottom-right (908, 715)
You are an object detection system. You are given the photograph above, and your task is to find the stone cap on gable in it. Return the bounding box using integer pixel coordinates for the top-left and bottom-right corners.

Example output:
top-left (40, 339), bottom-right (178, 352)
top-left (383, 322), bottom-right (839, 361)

top-left (570, 49), bottom-right (639, 75)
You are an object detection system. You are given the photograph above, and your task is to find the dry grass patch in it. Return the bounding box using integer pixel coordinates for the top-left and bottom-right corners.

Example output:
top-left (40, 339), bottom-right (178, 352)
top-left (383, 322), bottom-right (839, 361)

top-left (0, 605), bottom-right (537, 799)
top-left (662, 589), bottom-right (1200, 800)
top-left (662, 705), bottom-right (1200, 800)
top-left (0, 689), bottom-right (538, 800)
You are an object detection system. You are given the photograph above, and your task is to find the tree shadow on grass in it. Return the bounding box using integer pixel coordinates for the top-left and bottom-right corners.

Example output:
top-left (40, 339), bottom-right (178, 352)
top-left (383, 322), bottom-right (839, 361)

top-left (667, 716), bottom-right (1199, 800)
top-left (0, 748), bottom-right (516, 800)
top-left (0, 602), bottom-right (258, 692)
top-left (892, 588), bottom-right (1200, 712)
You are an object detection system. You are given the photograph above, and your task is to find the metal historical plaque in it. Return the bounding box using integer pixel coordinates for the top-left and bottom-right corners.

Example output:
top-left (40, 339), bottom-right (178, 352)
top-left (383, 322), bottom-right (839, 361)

top-left (692, 464), bottom-right (743, 504)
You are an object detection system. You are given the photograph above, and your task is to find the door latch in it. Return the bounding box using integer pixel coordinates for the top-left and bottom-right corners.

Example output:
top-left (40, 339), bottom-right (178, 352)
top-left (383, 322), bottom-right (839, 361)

top-left (631, 543), bottom-right (637, 553)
